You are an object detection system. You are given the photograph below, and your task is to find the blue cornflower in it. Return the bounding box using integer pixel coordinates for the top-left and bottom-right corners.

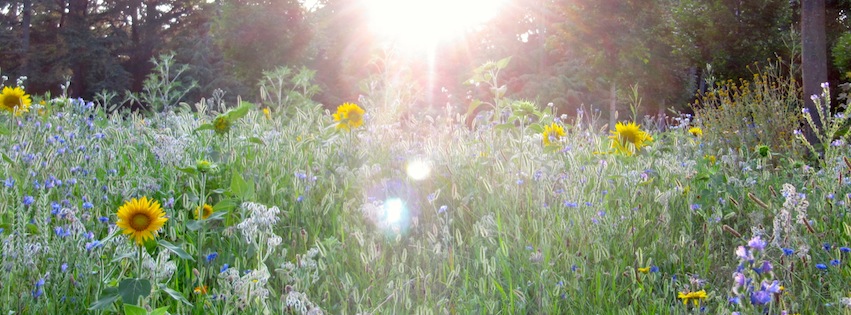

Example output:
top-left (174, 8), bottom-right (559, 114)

top-left (690, 204), bottom-right (701, 211)
top-left (4, 177), bottom-right (14, 188)
top-left (649, 265), bottom-right (659, 273)
top-left (98, 216), bottom-right (108, 223)
top-left (728, 296), bottom-right (741, 305)
top-left (61, 263), bottom-right (68, 272)
top-left (206, 252), bottom-right (219, 263)
top-left (82, 201), bottom-right (93, 210)
top-left (782, 248), bottom-right (794, 256)
top-left (564, 201), bottom-right (578, 208)
top-left (816, 263), bottom-right (828, 270)
top-left (296, 196), bottom-right (304, 202)
top-left (32, 278), bottom-right (45, 299)
top-left (23, 195), bottom-right (34, 206)
top-left (831, 259), bottom-right (840, 266)
top-left (824, 243), bottom-right (832, 251)
top-left (438, 205), bottom-right (448, 214)
top-left (220, 264), bottom-right (229, 273)
top-left (32, 180), bottom-right (40, 190)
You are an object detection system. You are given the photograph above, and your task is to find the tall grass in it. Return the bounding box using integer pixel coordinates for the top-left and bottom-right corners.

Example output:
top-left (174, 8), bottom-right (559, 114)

top-left (0, 60), bottom-right (849, 314)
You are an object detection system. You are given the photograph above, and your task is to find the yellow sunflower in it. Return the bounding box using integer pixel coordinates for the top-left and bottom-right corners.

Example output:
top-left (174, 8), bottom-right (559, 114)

top-left (608, 121), bottom-right (653, 156)
top-left (0, 86), bottom-right (32, 116)
top-left (542, 122), bottom-right (566, 146)
top-left (333, 102), bottom-right (365, 131)
top-left (195, 203), bottom-right (213, 220)
top-left (116, 197), bottom-right (168, 245)
top-left (688, 126), bottom-right (703, 137)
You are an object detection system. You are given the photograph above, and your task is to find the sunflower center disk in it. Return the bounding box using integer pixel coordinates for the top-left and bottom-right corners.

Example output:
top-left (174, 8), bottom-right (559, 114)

top-left (130, 213), bottom-right (151, 230)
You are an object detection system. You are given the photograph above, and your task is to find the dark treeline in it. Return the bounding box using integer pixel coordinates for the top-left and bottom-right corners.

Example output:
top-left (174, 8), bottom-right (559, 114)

top-left (0, 0), bottom-right (849, 115)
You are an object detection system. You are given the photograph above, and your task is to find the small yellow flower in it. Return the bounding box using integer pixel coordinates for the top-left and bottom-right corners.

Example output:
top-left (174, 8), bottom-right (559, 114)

top-left (333, 102), bottom-right (365, 131)
top-left (677, 290), bottom-right (707, 306)
top-left (637, 267), bottom-right (650, 273)
top-left (0, 86), bottom-right (32, 116)
top-left (262, 107), bottom-right (271, 120)
top-left (688, 127), bottom-right (703, 137)
top-left (193, 285), bottom-right (208, 295)
top-left (542, 122), bottom-right (566, 146)
top-left (704, 155), bottom-right (716, 165)
top-left (195, 203), bottom-right (213, 220)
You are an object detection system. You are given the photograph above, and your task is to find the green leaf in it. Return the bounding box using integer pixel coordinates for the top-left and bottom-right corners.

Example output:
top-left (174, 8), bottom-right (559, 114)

top-left (465, 99), bottom-right (484, 118)
top-left (25, 223), bottom-right (38, 235)
top-left (193, 123), bottom-right (214, 133)
top-left (158, 240), bottom-right (194, 261)
top-left (150, 306), bottom-right (171, 315)
top-left (0, 124), bottom-right (8, 136)
top-left (225, 101), bottom-right (253, 121)
top-left (213, 198), bottom-right (240, 213)
top-left (159, 284), bottom-right (193, 306)
top-left (1, 153), bottom-right (12, 165)
top-left (186, 220), bottom-right (202, 231)
top-left (494, 123), bottom-right (514, 130)
top-left (495, 56), bottom-right (512, 70)
top-left (123, 304), bottom-right (148, 315)
top-left (88, 287), bottom-right (120, 311)
top-left (176, 167), bottom-right (197, 175)
top-left (111, 251), bottom-right (136, 263)
top-left (248, 136), bottom-right (265, 146)
top-left (118, 278), bottom-right (152, 304)
top-left (230, 169), bottom-right (254, 200)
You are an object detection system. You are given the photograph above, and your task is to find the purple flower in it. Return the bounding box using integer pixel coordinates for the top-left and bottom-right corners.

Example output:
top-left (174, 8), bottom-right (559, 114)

top-left (649, 265), bottom-right (659, 273)
top-left (763, 280), bottom-right (781, 294)
top-left (750, 290), bottom-right (771, 305)
top-left (690, 204), bottom-right (701, 211)
top-left (98, 216), bottom-right (109, 223)
top-left (23, 195), bottom-right (34, 206)
top-left (4, 177), bottom-right (14, 188)
top-left (438, 205), bottom-right (448, 213)
top-left (782, 248), bottom-right (795, 256)
top-left (759, 261), bottom-right (773, 274)
top-left (831, 259), bottom-right (840, 266)
top-left (61, 263), bottom-right (68, 272)
top-left (824, 243), bottom-right (832, 251)
top-left (735, 246), bottom-right (753, 261)
top-left (85, 240), bottom-right (103, 251)
top-left (564, 201), bottom-right (578, 208)
top-left (748, 236), bottom-right (766, 251)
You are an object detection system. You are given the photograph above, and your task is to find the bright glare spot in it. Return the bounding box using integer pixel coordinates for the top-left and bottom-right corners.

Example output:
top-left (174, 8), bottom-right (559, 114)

top-left (406, 160), bottom-right (432, 181)
top-left (384, 198), bottom-right (405, 224)
top-left (365, 0), bottom-right (507, 50)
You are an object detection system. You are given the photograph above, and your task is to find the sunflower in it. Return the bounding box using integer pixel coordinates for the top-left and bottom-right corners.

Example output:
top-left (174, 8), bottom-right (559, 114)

top-left (213, 115), bottom-right (230, 135)
top-left (333, 102), bottom-right (365, 131)
top-left (116, 197), bottom-right (168, 245)
top-left (0, 86), bottom-right (32, 116)
top-left (195, 203), bottom-right (213, 220)
top-left (542, 122), bottom-right (566, 146)
top-left (608, 121), bottom-right (653, 156)
top-left (688, 126), bottom-right (703, 137)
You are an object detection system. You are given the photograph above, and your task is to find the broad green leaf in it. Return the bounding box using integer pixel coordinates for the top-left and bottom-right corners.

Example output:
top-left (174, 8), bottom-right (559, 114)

top-left (158, 240), bottom-right (194, 261)
top-left (213, 198), bottom-right (239, 213)
top-left (193, 123), bottom-right (214, 133)
top-left (465, 99), bottom-right (484, 118)
top-left (123, 304), bottom-right (148, 315)
top-left (0, 125), bottom-right (8, 136)
top-left (151, 306), bottom-right (171, 315)
top-left (186, 220), bottom-right (202, 231)
top-left (495, 56), bottom-right (512, 69)
top-left (176, 167), bottom-right (197, 175)
top-left (226, 101), bottom-right (253, 121)
top-left (118, 278), bottom-right (152, 304)
top-left (1, 153), bottom-right (12, 165)
top-left (230, 169), bottom-right (254, 200)
top-left (159, 284), bottom-right (193, 306)
top-left (88, 287), bottom-right (120, 311)
top-left (25, 223), bottom-right (38, 235)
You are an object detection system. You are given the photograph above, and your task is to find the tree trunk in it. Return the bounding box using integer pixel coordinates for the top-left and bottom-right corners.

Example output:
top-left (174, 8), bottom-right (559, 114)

top-left (66, 0), bottom-right (89, 98)
top-left (21, 0), bottom-right (31, 77)
top-left (801, 0), bottom-right (827, 144)
top-left (609, 82), bottom-right (617, 128)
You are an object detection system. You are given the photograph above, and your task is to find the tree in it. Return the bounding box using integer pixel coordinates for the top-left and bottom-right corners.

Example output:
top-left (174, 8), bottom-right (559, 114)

top-left (802, 0), bottom-right (828, 136)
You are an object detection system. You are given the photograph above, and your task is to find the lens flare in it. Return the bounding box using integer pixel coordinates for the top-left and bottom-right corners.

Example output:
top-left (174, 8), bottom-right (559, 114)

top-left (406, 160), bottom-right (432, 181)
top-left (384, 198), bottom-right (405, 224)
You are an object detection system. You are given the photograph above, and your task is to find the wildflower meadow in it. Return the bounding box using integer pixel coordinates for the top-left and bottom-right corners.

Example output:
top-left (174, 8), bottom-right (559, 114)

top-left (1, 56), bottom-right (851, 315)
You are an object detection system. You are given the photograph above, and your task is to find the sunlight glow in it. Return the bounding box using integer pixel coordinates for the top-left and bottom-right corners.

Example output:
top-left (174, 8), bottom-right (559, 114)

top-left (384, 198), bottom-right (405, 224)
top-left (406, 159), bottom-right (432, 181)
top-left (365, 0), bottom-right (507, 50)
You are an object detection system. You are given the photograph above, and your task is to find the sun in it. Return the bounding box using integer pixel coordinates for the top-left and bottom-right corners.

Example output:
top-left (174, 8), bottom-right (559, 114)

top-left (364, 0), bottom-right (508, 50)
